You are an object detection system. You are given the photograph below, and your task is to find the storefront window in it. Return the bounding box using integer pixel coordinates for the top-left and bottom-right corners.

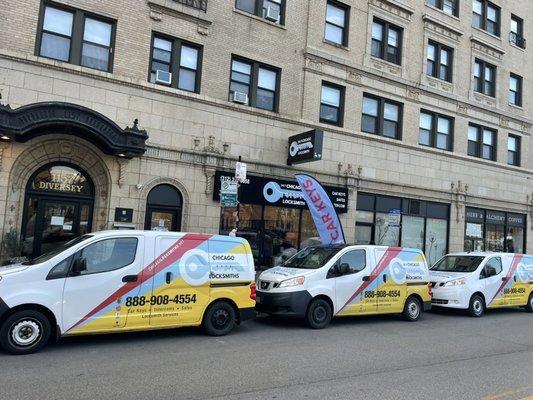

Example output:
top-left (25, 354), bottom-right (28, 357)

top-left (263, 206), bottom-right (300, 266)
top-left (375, 212), bottom-right (400, 246)
top-left (356, 193), bottom-right (450, 262)
top-left (300, 210), bottom-right (320, 248)
top-left (425, 218), bottom-right (448, 266)
top-left (464, 208), bottom-right (526, 254)
top-left (401, 216), bottom-right (425, 251)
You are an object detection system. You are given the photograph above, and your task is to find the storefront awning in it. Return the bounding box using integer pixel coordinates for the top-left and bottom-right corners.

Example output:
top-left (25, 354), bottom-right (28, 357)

top-left (0, 102), bottom-right (148, 158)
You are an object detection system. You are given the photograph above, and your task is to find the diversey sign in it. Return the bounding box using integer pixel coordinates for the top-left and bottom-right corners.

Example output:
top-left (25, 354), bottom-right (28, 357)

top-left (287, 129), bottom-right (324, 165)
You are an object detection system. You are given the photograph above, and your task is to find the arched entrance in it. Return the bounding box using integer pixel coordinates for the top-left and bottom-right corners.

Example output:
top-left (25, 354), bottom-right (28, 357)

top-left (21, 163), bottom-right (95, 258)
top-left (144, 184), bottom-right (183, 231)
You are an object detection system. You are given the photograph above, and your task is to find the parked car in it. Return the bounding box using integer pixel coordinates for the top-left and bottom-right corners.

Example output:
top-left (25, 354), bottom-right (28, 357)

top-left (0, 231), bottom-right (256, 355)
top-left (429, 252), bottom-right (533, 317)
top-left (256, 245), bottom-right (432, 328)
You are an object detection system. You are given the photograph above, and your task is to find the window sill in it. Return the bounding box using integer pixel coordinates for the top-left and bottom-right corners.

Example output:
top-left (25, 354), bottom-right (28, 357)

top-left (508, 103), bottom-right (523, 111)
top-left (323, 39), bottom-right (350, 51)
top-left (509, 42), bottom-right (526, 52)
top-left (424, 4), bottom-right (460, 22)
top-left (472, 26), bottom-right (502, 43)
top-left (232, 8), bottom-right (286, 30)
top-left (369, 55), bottom-right (402, 71)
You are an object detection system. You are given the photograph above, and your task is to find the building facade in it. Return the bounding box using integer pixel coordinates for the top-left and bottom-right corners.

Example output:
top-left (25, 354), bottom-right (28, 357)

top-left (0, 0), bottom-right (532, 268)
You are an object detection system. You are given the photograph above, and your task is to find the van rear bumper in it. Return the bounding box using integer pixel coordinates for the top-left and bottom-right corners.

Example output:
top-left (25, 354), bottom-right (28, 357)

top-left (255, 290), bottom-right (312, 318)
top-left (239, 307), bottom-right (256, 323)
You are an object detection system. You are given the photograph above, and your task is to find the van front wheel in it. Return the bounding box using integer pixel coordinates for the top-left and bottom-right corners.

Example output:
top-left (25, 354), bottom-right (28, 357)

top-left (402, 296), bottom-right (421, 322)
top-left (0, 310), bottom-right (51, 355)
top-left (306, 299), bottom-right (332, 329)
top-left (469, 295), bottom-right (485, 317)
top-left (202, 301), bottom-right (236, 336)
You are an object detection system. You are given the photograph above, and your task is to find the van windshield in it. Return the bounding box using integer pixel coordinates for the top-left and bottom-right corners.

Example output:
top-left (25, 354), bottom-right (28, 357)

top-left (22, 235), bottom-right (93, 265)
top-left (431, 256), bottom-right (485, 273)
top-left (283, 246), bottom-right (342, 270)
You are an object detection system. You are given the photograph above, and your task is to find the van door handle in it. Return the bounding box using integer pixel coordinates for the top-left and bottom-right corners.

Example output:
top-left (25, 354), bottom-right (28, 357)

top-left (383, 274), bottom-right (387, 283)
top-left (362, 276), bottom-right (370, 282)
top-left (166, 272), bottom-right (173, 284)
top-left (122, 275), bottom-right (138, 283)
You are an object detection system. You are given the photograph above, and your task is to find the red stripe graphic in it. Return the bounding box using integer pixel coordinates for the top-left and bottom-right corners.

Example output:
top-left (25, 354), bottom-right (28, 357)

top-left (489, 253), bottom-right (522, 305)
top-left (68, 233), bottom-right (211, 331)
top-left (340, 247), bottom-right (402, 311)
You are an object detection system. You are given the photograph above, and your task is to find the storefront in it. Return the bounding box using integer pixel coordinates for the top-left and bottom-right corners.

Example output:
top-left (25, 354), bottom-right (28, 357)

top-left (464, 207), bottom-right (526, 253)
top-left (214, 170), bottom-right (348, 269)
top-left (355, 192), bottom-right (450, 266)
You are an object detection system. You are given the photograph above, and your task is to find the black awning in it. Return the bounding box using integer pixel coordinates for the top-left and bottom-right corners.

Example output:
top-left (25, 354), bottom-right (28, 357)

top-left (0, 102), bottom-right (148, 158)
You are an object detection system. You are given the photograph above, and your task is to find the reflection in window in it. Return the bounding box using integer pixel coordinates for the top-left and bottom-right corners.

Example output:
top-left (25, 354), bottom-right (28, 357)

top-left (425, 218), bottom-right (448, 267)
top-left (80, 238), bottom-right (138, 274)
top-left (401, 216), bottom-right (425, 251)
top-left (375, 212), bottom-right (400, 246)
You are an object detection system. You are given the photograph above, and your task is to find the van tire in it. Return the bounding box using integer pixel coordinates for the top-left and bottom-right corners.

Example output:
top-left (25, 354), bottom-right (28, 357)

top-left (525, 293), bottom-right (533, 313)
top-left (306, 299), bottom-right (332, 329)
top-left (402, 296), bottom-right (421, 322)
top-left (0, 310), bottom-right (51, 355)
top-left (468, 295), bottom-right (485, 317)
top-left (202, 301), bottom-right (236, 336)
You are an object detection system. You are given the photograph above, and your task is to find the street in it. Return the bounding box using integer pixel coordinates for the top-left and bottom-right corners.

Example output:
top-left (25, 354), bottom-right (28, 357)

top-left (0, 308), bottom-right (532, 400)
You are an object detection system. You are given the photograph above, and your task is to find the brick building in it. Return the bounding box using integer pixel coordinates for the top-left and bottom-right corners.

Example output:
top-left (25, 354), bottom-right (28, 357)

top-left (0, 0), bottom-right (532, 268)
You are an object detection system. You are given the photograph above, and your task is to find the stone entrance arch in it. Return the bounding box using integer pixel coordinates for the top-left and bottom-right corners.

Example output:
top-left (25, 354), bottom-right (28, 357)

top-left (4, 136), bottom-right (112, 236)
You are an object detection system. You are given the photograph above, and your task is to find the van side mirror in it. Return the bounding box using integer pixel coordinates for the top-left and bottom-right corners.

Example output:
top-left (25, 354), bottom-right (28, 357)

top-left (71, 257), bottom-right (87, 275)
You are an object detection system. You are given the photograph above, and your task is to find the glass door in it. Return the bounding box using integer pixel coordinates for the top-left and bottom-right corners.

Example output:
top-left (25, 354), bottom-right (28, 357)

top-left (145, 208), bottom-right (180, 231)
top-left (38, 200), bottom-right (79, 255)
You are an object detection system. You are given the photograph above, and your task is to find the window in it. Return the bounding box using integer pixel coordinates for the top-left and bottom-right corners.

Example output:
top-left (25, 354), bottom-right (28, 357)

top-left (362, 94), bottom-right (402, 139)
top-left (426, 0), bottom-right (459, 17)
top-left (419, 111), bottom-right (453, 151)
top-left (371, 19), bottom-right (402, 65)
top-left (472, 0), bottom-right (500, 36)
top-left (324, 1), bottom-right (349, 46)
top-left (510, 15), bottom-right (526, 49)
top-left (229, 57), bottom-right (280, 111)
top-left (150, 35), bottom-right (202, 93)
top-left (508, 135), bottom-right (520, 166)
top-left (473, 59), bottom-right (496, 97)
top-left (509, 73), bottom-right (523, 106)
top-left (427, 41), bottom-right (453, 82)
top-left (480, 257), bottom-right (502, 279)
top-left (78, 238), bottom-right (138, 275)
top-left (338, 250), bottom-right (366, 274)
top-left (235, 0), bottom-right (285, 24)
top-left (468, 124), bottom-right (496, 161)
top-left (37, 3), bottom-right (115, 71)
top-left (320, 83), bottom-right (344, 126)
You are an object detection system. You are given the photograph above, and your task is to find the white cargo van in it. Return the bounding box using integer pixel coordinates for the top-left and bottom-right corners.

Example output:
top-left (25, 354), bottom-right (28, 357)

top-left (430, 252), bottom-right (533, 316)
top-left (256, 245), bottom-right (432, 328)
top-left (0, 231), bottom-right (256, 354)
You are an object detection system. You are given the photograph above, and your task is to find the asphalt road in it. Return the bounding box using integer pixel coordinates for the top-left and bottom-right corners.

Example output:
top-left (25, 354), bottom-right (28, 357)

top-left (0, 308), bottom-right (532, 400)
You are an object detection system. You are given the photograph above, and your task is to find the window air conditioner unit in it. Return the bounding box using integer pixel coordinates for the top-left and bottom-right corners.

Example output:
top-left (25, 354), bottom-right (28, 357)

top-left (232, 91), bottom-right (249, 105)
top-left (155, 70), bottom-right (172, 85)
top-left (265, 6), bottom-right (280, 22)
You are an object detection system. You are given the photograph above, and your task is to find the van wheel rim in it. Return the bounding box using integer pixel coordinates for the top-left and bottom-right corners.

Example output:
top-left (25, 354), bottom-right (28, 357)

top-left (408, 301), bottom-right (420, 319)
top-left (212, 309), bottom-right (230, 328)
top-left (313, 306), bottom-right (327, 323)
top-left (11, 319), bottom-right (41, 347)
top-left (473, 299), bottom-right (483, 314)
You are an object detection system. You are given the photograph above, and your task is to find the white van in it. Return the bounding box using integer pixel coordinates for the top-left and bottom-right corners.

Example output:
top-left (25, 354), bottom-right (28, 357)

top-left (256, 245), bottom-right (432, 328)
top-left (429, 252), bottom-right (533, 317)
top-left (0, 231), bottom-right (256, 354)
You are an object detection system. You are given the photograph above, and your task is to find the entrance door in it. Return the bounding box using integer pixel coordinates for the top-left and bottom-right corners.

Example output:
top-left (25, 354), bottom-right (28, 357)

top-left (39, 200), bottom-right (79, 255)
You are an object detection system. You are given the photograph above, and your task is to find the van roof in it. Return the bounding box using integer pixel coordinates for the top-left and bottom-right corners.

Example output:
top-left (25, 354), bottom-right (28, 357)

top-left (86, 230), bottom-right (245, 240)
top-left (445, 252), bottom-right (525, 257)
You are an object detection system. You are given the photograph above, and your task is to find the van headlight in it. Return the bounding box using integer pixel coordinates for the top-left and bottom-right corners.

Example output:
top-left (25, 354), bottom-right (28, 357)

top-left (278, 276), bottom-right (305, 288)
top-left (443, 278), bottom-right (466, 287)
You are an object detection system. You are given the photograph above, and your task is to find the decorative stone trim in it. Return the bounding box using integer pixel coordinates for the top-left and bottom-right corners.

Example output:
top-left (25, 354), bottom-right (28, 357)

top-left (369, 0), bottom-right (414, 21)
top-left (422, 14), bottom-right (463, 42)
top-left (148, 1), bottom-right (212, 36)
top-left (470, 36), bottom-right (505, 61)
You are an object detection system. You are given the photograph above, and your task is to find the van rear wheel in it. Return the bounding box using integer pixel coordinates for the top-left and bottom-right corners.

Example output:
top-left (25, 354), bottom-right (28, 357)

top-left (525, 293), bottom-right (533, 313)
top-left (202, 301), bottom-right (236, 336)
top-left (0, 310), bottom-right (51, 355)
top-left (402, 296), bottom-right (421, 322)
top-left (469, 295), bottom-right (485, 317)
top-left (306, 299), bottom-right (332, 329)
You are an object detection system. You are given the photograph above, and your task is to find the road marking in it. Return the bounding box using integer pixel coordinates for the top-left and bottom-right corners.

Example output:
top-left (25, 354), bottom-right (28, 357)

top-left (482, 386), bottom-right (533, 400)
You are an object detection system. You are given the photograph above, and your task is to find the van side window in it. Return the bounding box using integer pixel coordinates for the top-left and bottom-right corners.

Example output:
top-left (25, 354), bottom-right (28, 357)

top-left (480, 257), bottom-right (502, 279)
top-left (78, 238), bottom-right (138, 275)
top-left (339, 250), bottom-right (366, 274)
